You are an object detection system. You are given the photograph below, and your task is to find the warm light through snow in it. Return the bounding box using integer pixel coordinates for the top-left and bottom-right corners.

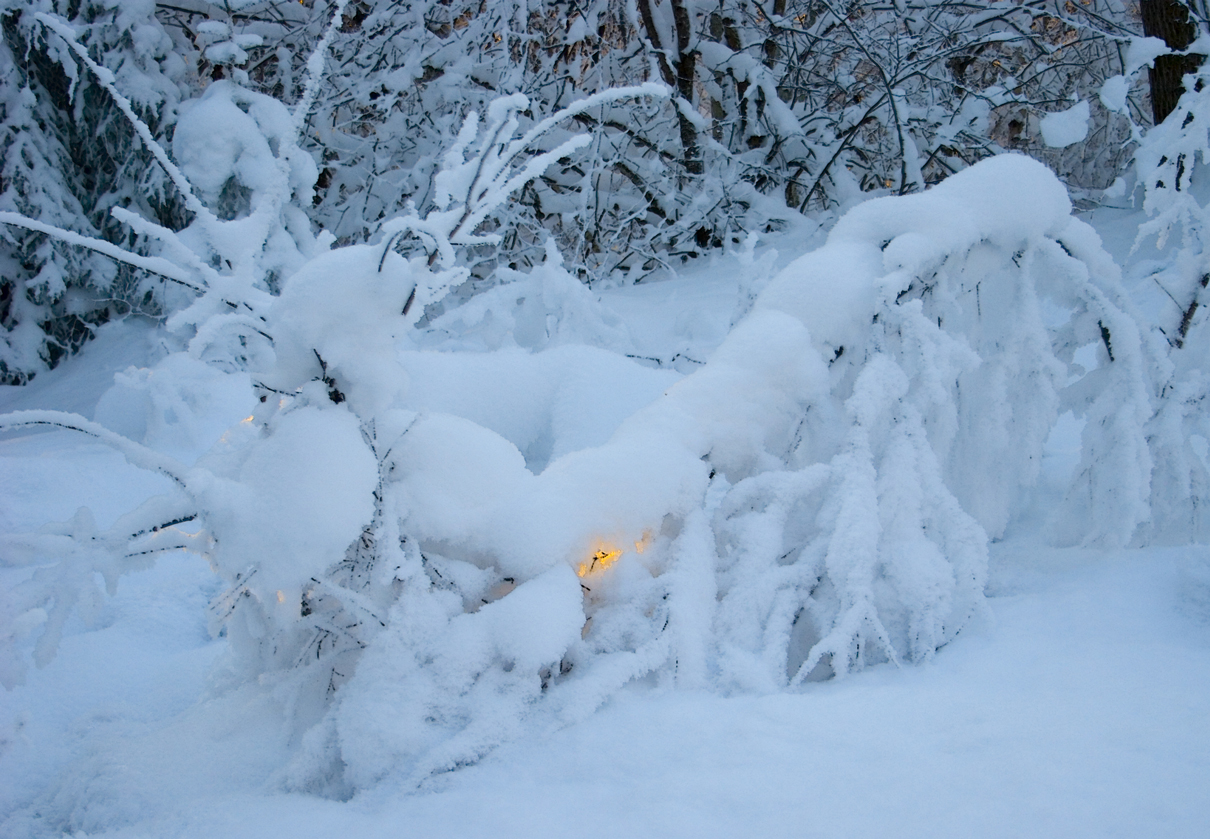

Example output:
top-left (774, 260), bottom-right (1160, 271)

top-left (577, 544), bottom-right (622, 577)
top-left (577, 531), bottom-right (653, 577)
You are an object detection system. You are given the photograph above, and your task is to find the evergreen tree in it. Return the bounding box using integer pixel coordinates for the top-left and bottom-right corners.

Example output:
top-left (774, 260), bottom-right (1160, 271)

top-left (0, 0), bottom-right (184, 382)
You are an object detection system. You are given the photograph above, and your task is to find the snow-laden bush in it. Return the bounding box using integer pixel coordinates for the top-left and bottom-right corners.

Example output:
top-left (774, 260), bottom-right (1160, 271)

top-left (0, 7), bottom-right (672, 779)
top-left (1, 145), bottom-right (1156, 793)
top-left (310, 153), bottom-right (1152, 787)
top-left (1095, 26), bottom-right (1210, 544)
top-left (0, 8), bottom-right (1164, 793)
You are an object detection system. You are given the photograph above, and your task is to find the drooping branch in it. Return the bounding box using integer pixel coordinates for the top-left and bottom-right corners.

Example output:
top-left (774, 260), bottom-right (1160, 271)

top-left (0, 211), bottom-right (205, 292)
top-left (0, 410), bottom-right (191, 490)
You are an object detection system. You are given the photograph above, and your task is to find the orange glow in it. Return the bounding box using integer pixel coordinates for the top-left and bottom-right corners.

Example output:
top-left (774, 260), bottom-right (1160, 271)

top-left (577, 544), bottom-right (622, 577)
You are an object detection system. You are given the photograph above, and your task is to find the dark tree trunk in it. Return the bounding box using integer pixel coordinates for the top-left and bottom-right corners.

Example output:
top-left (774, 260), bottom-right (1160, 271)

top-left (634, 0), bottom-right (702, 175)
top-left (1141, 0), bottom-right (1202, 124)
top-left (671, 0), bottom-right (702, 175)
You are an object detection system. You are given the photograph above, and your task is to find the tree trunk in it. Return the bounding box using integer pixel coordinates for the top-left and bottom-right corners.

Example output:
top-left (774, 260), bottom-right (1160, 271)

top-left (634, 0), bottom-right (702, 175)
top-left (1141, 0), bottom-right (1202, 124)
top-left (671, 0), bottom-right (702, 175)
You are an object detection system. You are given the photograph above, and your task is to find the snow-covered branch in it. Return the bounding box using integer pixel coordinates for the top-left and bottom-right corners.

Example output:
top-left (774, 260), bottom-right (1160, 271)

top-left (0, 410), bottom-right (191, 488)
top-left (0, 211), bottom-right (205, 292)
top-left (33, 12), bottom-right (218, 230)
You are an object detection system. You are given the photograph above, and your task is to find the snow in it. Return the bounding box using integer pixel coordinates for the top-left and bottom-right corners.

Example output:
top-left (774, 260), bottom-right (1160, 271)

top-left (2, 489), bottom-right (1207, 837)
top-left (397, 346), bottom-right (679, 470)
top-left (3, 154), bottom-right (1210, 835)
top-left (197, 404), bottom-right (378, 619)
top-left (267, 245), bottom-right (415, 417)
top-left (6, 0), bottom-right (1210, 825)
top-left (94, 353), bottom-right (255, 462)
top-left (173, 81), bottom-right (317, 213)
top-left (1100, 75), bottom-right (1130, 114)
top-left (1126, 36), bottom-right (1174, 76)
top-left (1040, 100), bottom-right (1091, 149)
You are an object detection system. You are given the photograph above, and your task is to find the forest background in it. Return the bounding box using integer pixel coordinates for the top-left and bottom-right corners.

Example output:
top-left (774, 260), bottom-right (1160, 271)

top-left (0, 0), bottom-right (1183, 382)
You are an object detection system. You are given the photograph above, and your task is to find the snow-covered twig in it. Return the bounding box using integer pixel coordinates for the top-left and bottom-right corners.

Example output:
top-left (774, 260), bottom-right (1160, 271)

top-left (291, 0), bottom-right (353, 142)
top-left (380, 84), bottom-right (671, 271)
top-left (109, 207), bottom-right (223, 289)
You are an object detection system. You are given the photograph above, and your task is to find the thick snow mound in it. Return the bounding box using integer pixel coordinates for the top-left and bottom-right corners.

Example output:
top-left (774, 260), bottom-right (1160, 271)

top-left (195, 404), bottom-right (378, 620)
top-left (173, 80), bottom-right (317, 216)
top-left (760, 154), bottom-right (1072, 353)
top-left (397, 345), bottom-right (679, 471)
top-left (268, 245), bottom-right (416, 417)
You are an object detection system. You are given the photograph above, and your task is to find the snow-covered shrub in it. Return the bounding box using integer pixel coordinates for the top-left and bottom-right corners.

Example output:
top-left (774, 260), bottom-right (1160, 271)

top-left (0, 19), bottom-right (678, 783)
top-left (1, 142), bottom-right (1155, 789)
top-left (0, 5), bottom-right (1163, 793)
top-left (309, 154), bottom-right (1150, 785)
top-left (1113, 27), bottom-right (1210, 544)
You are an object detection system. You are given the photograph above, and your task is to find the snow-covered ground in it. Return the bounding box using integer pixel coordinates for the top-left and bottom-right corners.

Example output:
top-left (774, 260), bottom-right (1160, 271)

top-left (2, 214), bottom-right (1209, 837)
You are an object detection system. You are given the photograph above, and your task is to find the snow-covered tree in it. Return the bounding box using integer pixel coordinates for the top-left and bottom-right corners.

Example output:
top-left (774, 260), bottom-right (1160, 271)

top-left (0, 0), bottom-right (1159, 382)
top-left (240, 0), bottom-right (1147, 283)
top-left (0, 0), bottom-right (186, 382)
